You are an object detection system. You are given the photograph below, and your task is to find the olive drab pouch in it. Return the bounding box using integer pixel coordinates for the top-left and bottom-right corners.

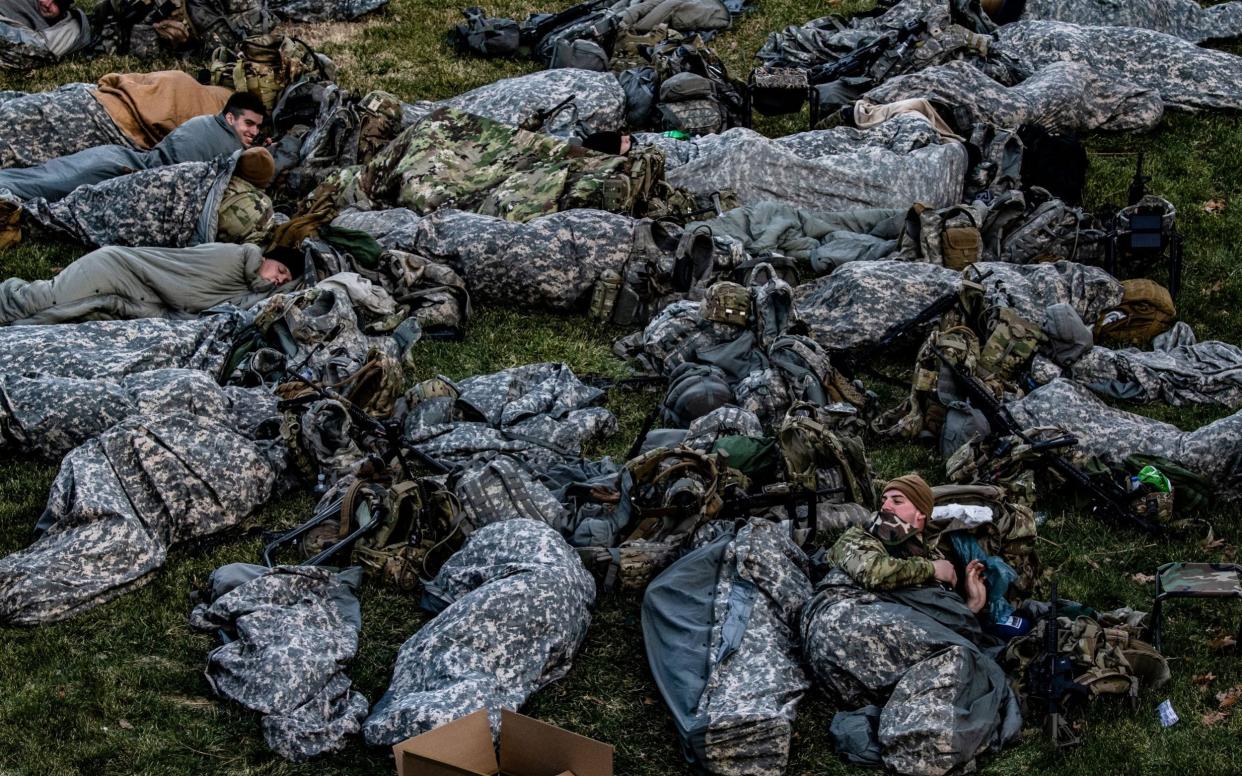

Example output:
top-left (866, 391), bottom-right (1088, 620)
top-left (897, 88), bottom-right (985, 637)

top-left (701, 281), bottom-right (751, 328)
top-left (978, 306), bottom-right (1045, 380)
top-left (352, 480), bottom-right (465, 590)
top-left (776, 402), bottom-right (875, 510)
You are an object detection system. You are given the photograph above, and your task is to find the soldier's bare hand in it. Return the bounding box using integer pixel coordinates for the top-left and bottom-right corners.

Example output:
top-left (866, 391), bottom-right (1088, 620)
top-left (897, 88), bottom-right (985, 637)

top-left (932, 559), bottom-right (958, 587)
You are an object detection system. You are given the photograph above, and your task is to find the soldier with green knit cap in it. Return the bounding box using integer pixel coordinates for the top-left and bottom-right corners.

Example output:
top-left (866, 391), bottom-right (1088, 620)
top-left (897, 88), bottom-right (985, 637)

top-left (828, 472), bottom-right (988, 613)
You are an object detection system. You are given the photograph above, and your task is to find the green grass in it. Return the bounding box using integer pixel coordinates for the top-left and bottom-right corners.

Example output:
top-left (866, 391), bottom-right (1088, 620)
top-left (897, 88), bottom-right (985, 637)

top-left (4, 1), bottom-right (1242, 774)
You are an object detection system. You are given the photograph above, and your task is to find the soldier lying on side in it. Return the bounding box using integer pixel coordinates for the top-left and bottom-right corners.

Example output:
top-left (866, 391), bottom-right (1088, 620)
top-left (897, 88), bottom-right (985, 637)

top-left (830, 473), bottom-right (987, 611)
top-left (0, 240), bottom-right (298, 325)
top-left (0, 0), bottom-right (91, 69)
top-left (0, 90), bottom-right (265, 204)
top-left (801, 472), bottom-right (1021, 775)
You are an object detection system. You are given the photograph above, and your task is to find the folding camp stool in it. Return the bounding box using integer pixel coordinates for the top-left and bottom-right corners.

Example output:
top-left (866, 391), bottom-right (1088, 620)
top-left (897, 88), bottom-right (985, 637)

top-left (1149, 562), bottom-right (1242, 652)
top-left (746, 66), bottom-right (808, 126)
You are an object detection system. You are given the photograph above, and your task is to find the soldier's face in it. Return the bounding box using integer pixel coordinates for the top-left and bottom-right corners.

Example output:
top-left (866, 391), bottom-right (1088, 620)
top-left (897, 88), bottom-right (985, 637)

top-left (226, 109), bottom-right (265, 148)
top-left (258, 259), bottom-right (292, 285)
top-left (36, 0), bottom-right (61, 18)
top-left (881, 489), bottom-right (925, 530)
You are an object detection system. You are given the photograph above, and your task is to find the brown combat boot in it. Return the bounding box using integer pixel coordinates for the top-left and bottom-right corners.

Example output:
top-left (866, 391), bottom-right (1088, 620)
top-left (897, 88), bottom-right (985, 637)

top-left (0, 197), bottom-right (20, 251)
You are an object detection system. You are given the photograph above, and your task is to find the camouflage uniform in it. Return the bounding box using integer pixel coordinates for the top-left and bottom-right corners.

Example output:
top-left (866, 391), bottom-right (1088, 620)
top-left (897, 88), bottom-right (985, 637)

top-left (189, 563), bottom-right (369, 762)
top-left (994, 20), bottom-right (1242, 112)
top-left (0, 311), bottom-right (246, 380)
top-left (792, 259), bottom-right (1121, 355)
top-left (268, 0), bottom-right (386, 22)
top-left (863, 59), bottom-right (1166, 133)
top-left (0, 409), bottom-right (277, 624)
top-left (1006, 378), bottom-right (1242, 500)
top-left (0, 367), bottom-right (278, 459)
top-left (1057, 322), bottom-right (1242, 408)
top-left (643, 518), bottom-right (813, 776)
top-left (403, 362), bottom-right (617, 471)
top-left (18, 153), bottom-right (264, 249)
top-left (0, 83), bottom-right (135, 169)
top-left (827, 512), bottom-right (941, 591)
top-left (396, 207), bottom-right (635, 311)
top-left (1019, 0), bottom-right (1242, 43)
top-left (313, 107), bottom-right (653, 223)
top-left (438, 67), bottom-right (626, 138)
top-left (361, 518), bottom-right (595, 745)
top-left (639, 114), bottom-right (966, 211)
top-left (801, 565), bottom-right (1021, 775)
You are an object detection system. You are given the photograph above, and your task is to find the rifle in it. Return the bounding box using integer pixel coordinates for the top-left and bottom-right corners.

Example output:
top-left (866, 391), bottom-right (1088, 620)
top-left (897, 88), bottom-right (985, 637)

top-left (720, 482), bottom-right (846, 546)
top-left (929, 344), bottom-right (1162, 533)
top-left (1027, 582), bottom-right (1087, 748)
top-left (836, 281), bottom-right (972, 383)
top-left (520, 0), bottom-right (607, 50)
top-left (805, 19), bottom-right (926, 86)
top-left (1127, 151), bottom-right (1148, 207)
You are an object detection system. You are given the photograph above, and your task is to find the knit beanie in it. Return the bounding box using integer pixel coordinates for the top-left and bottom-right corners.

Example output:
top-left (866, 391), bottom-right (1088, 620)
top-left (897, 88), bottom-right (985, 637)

top-left (882, 473), bottom-right (935, 519)
top-left (235, 146), bottom-right (275, 188)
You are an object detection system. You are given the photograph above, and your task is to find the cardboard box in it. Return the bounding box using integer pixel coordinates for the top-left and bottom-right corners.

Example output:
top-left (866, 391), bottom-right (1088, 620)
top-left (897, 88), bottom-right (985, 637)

top-left (393, 708), bottom-right (614, 776)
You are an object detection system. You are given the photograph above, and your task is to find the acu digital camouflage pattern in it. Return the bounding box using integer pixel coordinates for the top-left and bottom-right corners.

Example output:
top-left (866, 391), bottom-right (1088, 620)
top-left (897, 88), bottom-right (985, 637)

top-left (395, 207), bottom-right (635, 311)
top-left (641, 113), bottom-right (966, 211)
top-left (791, 259), bottom-right (1122, 355)
top-left (269, 0), bottom-right (386, 22)
top-left (1006, 378), bottom-right (1242, 500)
top-left (0, 367), bottom-right (278, 459)
top-left (696, 519), bottom-right (813, 776)
top-left (402, 362), bottom-right (616, 471)
top-left (1052, 321), bottom-right (1242, 408)
top-left (0, 6), bottom-right (90, 69)
top-left (801, 567), bottom-right (1020, 775)
top-left (361, 518), bottom-right (595, 745)
top-left (19, 153), bottom-right (239, 249)
top-left (189, 563), bottom-right (369, 761)
top-left (0, 409), bottom-right (277, 624)
top-left (438, 67), bottom-right (626, 138)
top-left (0, 83), bottom-right (135, 168)
top-left (1018, 0), bottom-right (1242, 43)
top-left (863, 59), bottom-right (1165, 133)
top-left (994, 20), bottom-right (1242, 112)
top-left (0, 311), bottom-right (246, 379)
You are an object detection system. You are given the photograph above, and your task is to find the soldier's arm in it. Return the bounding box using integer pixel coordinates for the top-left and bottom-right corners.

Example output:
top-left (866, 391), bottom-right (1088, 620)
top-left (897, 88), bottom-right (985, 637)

top-left (828, 526), bottom-right (936, 591)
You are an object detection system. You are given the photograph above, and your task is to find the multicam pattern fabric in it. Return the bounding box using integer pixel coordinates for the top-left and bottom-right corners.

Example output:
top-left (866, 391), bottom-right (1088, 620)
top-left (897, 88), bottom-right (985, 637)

top-left (0, 84), bottom-right (134, 168)
top-left (1019, 0), bottom-right (1242, 43)
top-left (640, 114), bottom-right (966, 211)
top-left (361, 518), bottom-right (595, 745)
top-left (828, 523), bottom-right (937, 591)
top-left (321, 107), bottom-right (635, 223)
top-left (863, 59), bottom-right (1165, 133)
top-left (801, 568), bottom-right (1020, 775)
top-left (21, 154), bottom-right (236, 248)
top-left (994, 20), bottom-right (1242, 112)
top-left (189, 563), bottom-right (369, 762)
top-left (0, 410), bottom-right (276, 624)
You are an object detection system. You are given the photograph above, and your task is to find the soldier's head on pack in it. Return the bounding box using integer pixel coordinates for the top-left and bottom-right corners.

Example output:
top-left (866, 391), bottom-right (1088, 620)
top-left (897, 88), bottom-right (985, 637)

top-left (581, 131), bottom-right (632, 156)
top-left (36, 0), bottom-right (68, 20)
top-left (222, 92), bottom-right (267, 149)
top-left (258, 246), bottom-right (304, 286)
top-left (880, 473), bottom-right (935, 531)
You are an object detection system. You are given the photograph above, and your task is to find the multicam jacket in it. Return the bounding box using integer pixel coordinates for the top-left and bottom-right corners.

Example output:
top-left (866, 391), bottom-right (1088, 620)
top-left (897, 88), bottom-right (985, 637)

top-left (827, 513), bottom-right (943, 591)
